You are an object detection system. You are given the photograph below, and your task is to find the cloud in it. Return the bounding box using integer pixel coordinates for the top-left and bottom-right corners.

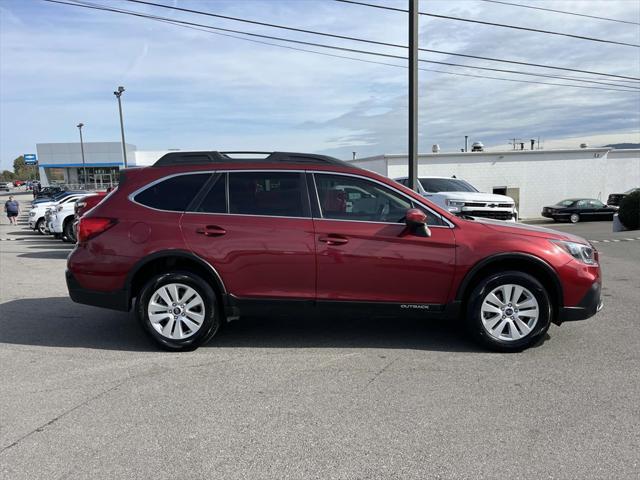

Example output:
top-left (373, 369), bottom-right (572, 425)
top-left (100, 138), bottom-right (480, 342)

top-left (0, 0), bottom-right (639, 169)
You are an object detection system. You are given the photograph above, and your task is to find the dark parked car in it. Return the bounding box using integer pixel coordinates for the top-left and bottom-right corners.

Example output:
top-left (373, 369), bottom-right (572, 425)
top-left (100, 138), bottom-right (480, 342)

top-left (34, 186), bottom-right (64, 199)
top-left (607, 188), bottom-right (639, 207)
top-left (542, 198), bottom-right (617, 223)
top-left (67, 151), bottom-right (602, 353)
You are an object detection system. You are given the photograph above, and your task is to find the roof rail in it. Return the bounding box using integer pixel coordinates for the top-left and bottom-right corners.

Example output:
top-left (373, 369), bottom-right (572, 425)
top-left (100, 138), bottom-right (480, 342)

top-left (152, 151), bottom-right (353, 168)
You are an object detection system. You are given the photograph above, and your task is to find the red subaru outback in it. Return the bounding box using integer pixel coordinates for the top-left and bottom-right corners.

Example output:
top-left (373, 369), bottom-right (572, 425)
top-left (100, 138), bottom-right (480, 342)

top-left (66, 152), bottom-right (602, 352)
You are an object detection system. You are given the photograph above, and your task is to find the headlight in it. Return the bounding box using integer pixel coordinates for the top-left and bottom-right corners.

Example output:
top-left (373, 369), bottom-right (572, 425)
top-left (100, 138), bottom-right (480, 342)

top-left (551, 240), bottom-right (597, 265)
top-left (446, 199), bottom-right (465, 212)
top-left (29, 211), bottom-right (36, 216)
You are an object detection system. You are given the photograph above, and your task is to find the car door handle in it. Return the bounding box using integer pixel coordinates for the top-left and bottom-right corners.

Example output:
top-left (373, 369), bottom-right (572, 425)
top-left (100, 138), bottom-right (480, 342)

top-left (196, 225), bottom-right (227, 237)
top-left (319, 235), bottom-right (349, 246)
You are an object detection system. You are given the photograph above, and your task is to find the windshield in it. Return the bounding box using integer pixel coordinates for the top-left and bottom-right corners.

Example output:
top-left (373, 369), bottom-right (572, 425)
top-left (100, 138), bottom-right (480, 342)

top-left (558, 199), bottom-right (576, 207)
top-left (419, 178), bottom-right (478, 193)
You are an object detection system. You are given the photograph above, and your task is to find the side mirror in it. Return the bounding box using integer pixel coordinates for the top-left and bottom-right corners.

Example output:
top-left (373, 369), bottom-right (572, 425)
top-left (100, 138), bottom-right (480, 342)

top-left (405, 208), bottom-right (431, 237)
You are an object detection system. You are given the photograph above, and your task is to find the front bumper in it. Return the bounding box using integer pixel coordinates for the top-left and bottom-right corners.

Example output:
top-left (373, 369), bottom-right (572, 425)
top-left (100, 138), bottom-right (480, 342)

top-left (66, 269), bottom-right (130, 312)
top-left (557, 281), bottom-right (602, 323)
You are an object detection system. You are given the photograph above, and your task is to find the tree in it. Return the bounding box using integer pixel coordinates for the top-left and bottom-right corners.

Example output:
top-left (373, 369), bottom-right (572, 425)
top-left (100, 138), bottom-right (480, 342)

top-left (12, 155), bottom-right (38, 180)
top-left (0, 170), bottom-right (16, 181)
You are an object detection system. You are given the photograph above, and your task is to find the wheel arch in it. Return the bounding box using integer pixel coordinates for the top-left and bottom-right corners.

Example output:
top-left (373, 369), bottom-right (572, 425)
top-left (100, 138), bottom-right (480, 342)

top-left (456, 253), bottom-right (563, 318)
top-left (126, 250), bottom-right (227, 308)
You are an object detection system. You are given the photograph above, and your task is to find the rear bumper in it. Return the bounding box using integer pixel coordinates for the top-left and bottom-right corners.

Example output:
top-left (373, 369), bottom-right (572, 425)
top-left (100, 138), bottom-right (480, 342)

top-left (557, 281), bottom-right (602, 323)
top-left (66, 269), bottom-right (129, 312)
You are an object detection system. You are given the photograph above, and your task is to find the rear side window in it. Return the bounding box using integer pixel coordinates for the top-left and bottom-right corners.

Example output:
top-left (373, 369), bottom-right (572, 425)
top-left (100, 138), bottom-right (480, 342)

top-left (134, 173), bottom-right (210, 211)
top-left (228, 172), bottom-right (306, 217)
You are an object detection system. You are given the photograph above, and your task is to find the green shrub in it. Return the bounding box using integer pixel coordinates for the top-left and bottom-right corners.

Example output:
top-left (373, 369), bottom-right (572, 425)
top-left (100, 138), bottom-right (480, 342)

top-left (618, 190), bottom-right (640, 231)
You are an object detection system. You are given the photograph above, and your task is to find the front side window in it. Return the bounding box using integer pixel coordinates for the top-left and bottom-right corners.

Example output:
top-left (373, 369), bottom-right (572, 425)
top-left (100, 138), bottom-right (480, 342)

top-left (134, 173), bottom-right (211, 211)
top-left (315, 173), bottom-right (441, 224)
top-left (228, 172), bottom-right (306, 217)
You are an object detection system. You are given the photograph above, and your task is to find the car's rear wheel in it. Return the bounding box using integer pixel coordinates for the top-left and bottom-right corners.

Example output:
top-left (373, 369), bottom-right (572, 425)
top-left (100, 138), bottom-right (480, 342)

top-left (137, 271), bottom-right (221, 351)
top-left (570, 213), bottom-right (580, 223)
top-left (36, 218), bottom-right (46, 235)
top-left (466, 271), bottom-right (552, 352)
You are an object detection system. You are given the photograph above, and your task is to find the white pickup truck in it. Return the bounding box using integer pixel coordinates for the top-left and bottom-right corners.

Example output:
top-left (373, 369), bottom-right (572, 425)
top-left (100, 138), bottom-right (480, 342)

top-left (48, 193), bottom-right (99, 241)
top-left (395, 176), bottom-right (518, 221)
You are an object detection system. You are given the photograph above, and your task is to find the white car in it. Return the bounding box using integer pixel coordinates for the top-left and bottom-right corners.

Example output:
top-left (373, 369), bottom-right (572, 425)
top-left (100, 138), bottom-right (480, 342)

top-left (395, 176), bottom-right (518, 222)
top-left (49, 194), bottom-right (97, 241)
top-left (29, 193), bottom-right (88, 234)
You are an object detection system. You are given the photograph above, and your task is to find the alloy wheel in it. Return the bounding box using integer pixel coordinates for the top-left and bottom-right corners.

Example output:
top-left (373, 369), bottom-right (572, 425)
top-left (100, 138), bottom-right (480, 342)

top-left (570, 213), bottom-right (580, 223)
top-left (480, 284), bottom-right (539, 342)
top-left (147, 283), bottom-right (206, 340)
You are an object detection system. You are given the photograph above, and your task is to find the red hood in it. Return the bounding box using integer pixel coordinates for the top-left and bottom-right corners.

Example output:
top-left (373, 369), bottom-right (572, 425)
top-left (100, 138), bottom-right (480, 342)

top-left (470, 218), bottom-right (589, 244)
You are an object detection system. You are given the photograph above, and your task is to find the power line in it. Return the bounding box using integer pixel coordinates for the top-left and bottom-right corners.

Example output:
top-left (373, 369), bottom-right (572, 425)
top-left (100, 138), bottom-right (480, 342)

top-left (123, 0), bottom-right (640, 83)
top-left (335, 0), bottom-right (640, 48)
top-left (478, 0), bottom-right (640, 26)
top-left (42, 0), bottom-right (640, 93)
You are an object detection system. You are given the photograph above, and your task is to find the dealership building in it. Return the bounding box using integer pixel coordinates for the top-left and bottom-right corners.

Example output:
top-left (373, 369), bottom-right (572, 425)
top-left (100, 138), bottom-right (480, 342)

top-left (351, 148), bottom-right (640, 219)
top-left (34, 141), bottom-right (639, 219)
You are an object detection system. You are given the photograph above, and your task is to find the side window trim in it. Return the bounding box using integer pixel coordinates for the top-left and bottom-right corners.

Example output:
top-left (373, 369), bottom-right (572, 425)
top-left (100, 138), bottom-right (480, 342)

top-left (311, 171), bottom-right (450, 227)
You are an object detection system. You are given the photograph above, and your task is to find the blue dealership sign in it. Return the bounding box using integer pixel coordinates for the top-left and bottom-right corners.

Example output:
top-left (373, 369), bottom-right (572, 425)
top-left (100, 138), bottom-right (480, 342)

top-left (24, 153), bottom-right (37, 165)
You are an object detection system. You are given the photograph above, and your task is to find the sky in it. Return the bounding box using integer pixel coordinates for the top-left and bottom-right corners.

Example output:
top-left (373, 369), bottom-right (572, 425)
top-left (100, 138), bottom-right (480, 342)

top-left (0, 0), bottom-right (639, 170)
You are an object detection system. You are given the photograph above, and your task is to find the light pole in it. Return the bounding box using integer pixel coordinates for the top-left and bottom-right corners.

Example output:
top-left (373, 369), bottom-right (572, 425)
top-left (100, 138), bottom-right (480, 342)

top-left (77, 123), bottom-right (87, 188)
top-left (113, 86), bottom-right (128, 168)
top-left (408, 0), bottom-right (419, 191)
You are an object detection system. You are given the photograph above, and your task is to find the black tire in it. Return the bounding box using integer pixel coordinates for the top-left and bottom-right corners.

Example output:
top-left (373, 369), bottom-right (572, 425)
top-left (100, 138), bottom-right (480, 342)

top-left (465, 271), bottom-right (552, 352)
top-left (36, 218), bottom-right (46, 235)
top-left (570, 213), bottom-right (580, 223)
top-left (63, 219), bottom-right (75, 243)
top-left (136, 271), bottom-right (221, 351)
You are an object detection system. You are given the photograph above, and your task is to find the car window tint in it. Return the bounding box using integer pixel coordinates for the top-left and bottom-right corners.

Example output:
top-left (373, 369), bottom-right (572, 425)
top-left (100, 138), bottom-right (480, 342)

top-left (135, 174), bottom-right (211, 211)
top-left (196, 174), bottom-right (227, 213)
top-left (315, 173), bottom-right (442, 225)
top-left (576, 200), bottom-right (588, 208)
top-left (589, 200), bottom-right (604, 208)
top-left (419, 178), bottom-right (478, 193)
top-left (228, 172), bottom-right (305, 217)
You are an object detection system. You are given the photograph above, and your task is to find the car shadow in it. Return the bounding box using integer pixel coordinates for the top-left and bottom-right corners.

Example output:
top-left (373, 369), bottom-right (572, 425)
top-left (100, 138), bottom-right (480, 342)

top-left (18, 250), bottom-right (72, 259)
top-left (0, 297), bottom-right (488, 353)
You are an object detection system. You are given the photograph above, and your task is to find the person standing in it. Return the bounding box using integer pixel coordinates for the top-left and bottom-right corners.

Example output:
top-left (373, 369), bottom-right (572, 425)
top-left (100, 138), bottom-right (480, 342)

top-left (4, 195), bottom-right (20, 225)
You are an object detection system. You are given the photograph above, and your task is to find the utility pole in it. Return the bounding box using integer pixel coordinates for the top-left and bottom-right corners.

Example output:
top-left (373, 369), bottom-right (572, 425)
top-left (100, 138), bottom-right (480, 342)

top-left (77, 123), bottom-right (87, 188)
top-left (408, 0), bottom-right (419, 191)
top-left (113, 86), bottom-right (128, 168)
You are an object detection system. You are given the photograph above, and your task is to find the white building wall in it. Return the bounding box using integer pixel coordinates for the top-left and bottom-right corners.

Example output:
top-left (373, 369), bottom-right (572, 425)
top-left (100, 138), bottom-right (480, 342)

top-left (132, 150), bottom-right (170, 167)
top-left (352, 149), bottom-right (640, 219)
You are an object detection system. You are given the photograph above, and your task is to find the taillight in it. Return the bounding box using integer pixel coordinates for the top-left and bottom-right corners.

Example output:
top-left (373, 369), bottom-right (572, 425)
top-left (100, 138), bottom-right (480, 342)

top-left (78, 217), bottom-right (117, 243)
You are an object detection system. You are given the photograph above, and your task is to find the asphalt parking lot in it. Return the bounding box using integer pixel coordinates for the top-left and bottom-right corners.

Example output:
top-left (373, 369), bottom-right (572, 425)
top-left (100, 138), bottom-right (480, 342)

top-left (1, 191), bottom-right (638, 479)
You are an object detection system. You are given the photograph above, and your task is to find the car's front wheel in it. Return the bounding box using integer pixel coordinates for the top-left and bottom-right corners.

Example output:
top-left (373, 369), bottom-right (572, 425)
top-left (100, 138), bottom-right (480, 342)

top-left (137, 271), bottom-right (221, 351)
top-left (466, 271), bottom-right (552, 352)
top-left (570, 213), bottom-right (580, 223)
top-left (63, 219), bottom-right (75, 243)
top-left (36, 218), bottom-right (47, 235)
